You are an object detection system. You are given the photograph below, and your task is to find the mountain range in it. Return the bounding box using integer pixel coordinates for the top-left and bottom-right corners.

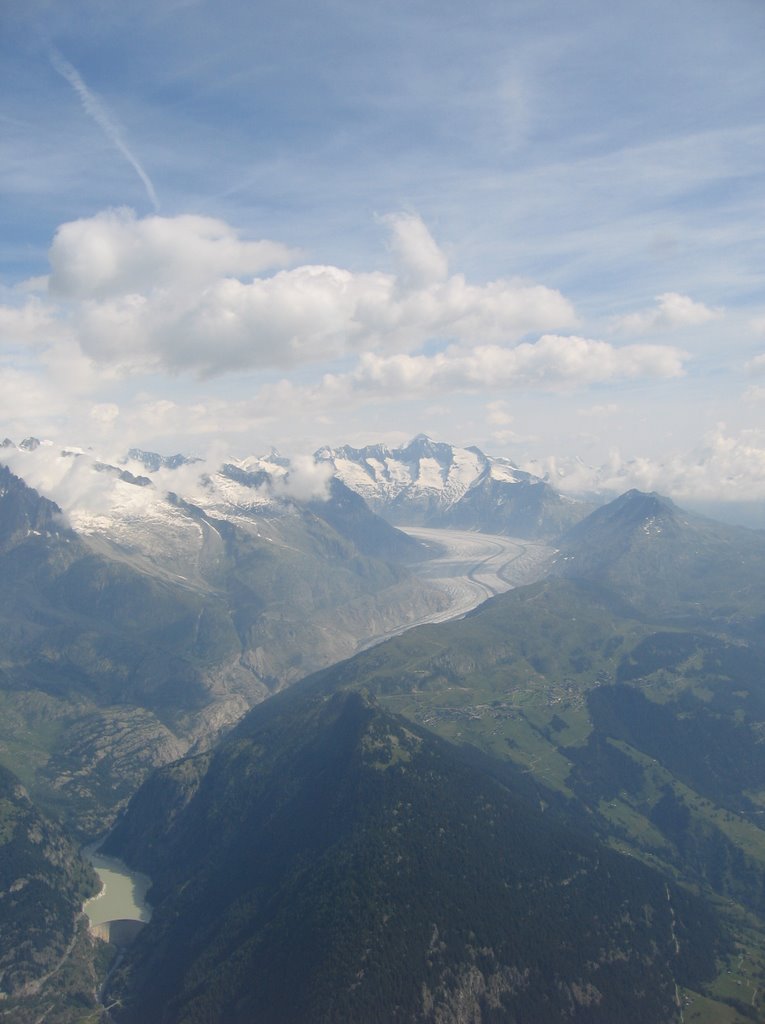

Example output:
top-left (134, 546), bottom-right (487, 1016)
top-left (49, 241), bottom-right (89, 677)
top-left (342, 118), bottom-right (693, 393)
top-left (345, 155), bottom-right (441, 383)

top-left (4, 435), bottom-right (765, 1021)
top-left (102, 456), bottom-right (765, 1021)
top-left (0, 449), bottom-right (448, 837)
top-left (316, 434), bottom-right (590, 539)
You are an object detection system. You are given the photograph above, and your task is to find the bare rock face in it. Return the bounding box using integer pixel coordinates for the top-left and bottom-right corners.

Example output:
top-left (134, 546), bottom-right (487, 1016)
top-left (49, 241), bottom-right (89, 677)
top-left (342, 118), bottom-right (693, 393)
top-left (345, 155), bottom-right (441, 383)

top-left (421, 958), bottom-right (532, 1023)
top-left (0, 463), bottom-right (74, 553)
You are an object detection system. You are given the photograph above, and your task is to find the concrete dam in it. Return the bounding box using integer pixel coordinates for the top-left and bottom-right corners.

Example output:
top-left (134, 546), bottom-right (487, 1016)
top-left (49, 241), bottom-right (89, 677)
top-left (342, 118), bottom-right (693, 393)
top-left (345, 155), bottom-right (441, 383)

top-left (90, 918), bottom-right (147, 947)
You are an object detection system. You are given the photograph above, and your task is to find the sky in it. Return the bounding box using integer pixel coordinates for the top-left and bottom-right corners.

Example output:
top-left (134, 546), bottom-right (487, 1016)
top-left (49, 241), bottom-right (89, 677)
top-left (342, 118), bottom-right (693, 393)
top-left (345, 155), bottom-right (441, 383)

top-left (2, 0), bottom-right (765, 509)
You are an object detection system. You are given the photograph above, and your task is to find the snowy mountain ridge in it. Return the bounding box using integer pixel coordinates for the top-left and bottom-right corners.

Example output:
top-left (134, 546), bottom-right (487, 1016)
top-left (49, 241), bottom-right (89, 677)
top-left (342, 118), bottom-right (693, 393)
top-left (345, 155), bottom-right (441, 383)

top-left (0, 439), bottom-right (313, 541)
top-left (315, 434), bottom-right (588, 538)
top-left (0, 437), bottom-right (426, 575)
top-left (1, 434), bottom-right (587, 542)
top-left (315, 434), bottom-right (524, 508)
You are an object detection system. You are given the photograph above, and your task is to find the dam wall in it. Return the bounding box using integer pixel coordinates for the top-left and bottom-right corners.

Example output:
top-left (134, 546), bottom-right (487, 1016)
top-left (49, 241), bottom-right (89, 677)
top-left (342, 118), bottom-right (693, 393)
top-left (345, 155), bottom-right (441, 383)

top-left (90, 918), bottom-right (147, 946)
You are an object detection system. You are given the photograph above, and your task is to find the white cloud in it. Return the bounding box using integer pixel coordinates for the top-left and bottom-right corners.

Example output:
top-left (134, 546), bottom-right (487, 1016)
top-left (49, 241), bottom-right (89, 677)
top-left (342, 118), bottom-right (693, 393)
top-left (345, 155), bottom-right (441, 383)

top-left (0, 299), bottom-right (66, 345)
top-left (123, 398), bottom-right (244, 439)
top-left (270, 455), bottom-right (333, 502)
top-left (16, 276), bottom-right (50, 295)
top-left (48, 208), bottom-right (296, 299)
top-left (533, 428), bottom-right (765, 503)
top-left (0, 293), bottom-right (110, 438)
top-left (747, 353), bottom-right (765, 377)
top-left (90, 403), bottom-right (120, 425)
top-left (0, 439), bottom-right (331, 528)
top-left (321, 335), bottom-right (687, 399)
top-left (0, 445), bottom-right (123, 519)
top-left (612, 292), bottom-right (722, 334)
top-left (0, 209), bottom-right (739, 469)
top-left (0, 366), bottom-right (63, 425)
top-left (383, 212), bottom-right (449, 288)
top-left (0, 323), bottom-right (108, 441)
top-left (39, 210), bottom-right (576, 376)
top-left (486, 400), bottom-right (513, 427)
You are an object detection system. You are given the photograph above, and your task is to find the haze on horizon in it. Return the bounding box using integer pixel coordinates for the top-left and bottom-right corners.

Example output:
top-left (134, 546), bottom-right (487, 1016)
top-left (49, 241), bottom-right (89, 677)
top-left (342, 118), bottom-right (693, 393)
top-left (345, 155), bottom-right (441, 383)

top-left (1, 0), bottom-right (765, 508)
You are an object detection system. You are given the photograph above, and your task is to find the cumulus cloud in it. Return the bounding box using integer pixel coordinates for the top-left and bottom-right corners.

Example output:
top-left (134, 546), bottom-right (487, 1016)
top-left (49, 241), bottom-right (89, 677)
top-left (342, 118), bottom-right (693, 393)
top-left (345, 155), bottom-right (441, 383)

top-left (530, 428), bottom-right (765, 504)
top-left (0, 294), bottom-right (110, 440)
top-left (383, 212), bottom-right (450, 288)
top-left (269, 455), bottom-right (333, 502)
top-left (39, 210), bottom-right (575, 375)
top-left (612, 292), bottom-right (722, 334)
top-left (0, 299), bottom-right (66, 345)
top-left (0, 329), bottom-right (109, 441)
top-left (320, 335), bottom-right (687, 398)
top-left (1, 210), bottom-right (711, 452)
top-left (0, 444), bottom-right (123, 519)
top-left (109, 395), bottom-right (277, 444)
top-left (90, 403), bottom-right (120, 426)
top-left (48, 208), bottom-right (296, 299)
top-left (746, 353), bottom-right (765, 377)
top-left (1, 440), bottom-right (225, 526)
top-left (0, 366), bottom-right (64, 425)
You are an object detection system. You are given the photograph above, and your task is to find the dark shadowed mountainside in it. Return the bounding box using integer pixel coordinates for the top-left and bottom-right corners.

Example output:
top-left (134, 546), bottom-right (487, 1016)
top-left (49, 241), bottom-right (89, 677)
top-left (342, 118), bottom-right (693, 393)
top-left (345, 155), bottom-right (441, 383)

top-left (0, 763), bottom-right (100, 1021)
top-left (103, 685), bottom-right (721, 1024)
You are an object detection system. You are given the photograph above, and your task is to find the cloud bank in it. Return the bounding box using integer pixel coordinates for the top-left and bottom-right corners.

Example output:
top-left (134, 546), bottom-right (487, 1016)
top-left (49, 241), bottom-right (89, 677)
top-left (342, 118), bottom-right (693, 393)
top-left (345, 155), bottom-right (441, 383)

top-left (0, 208), bottom-right (723, 491)
top-left (321, 336), bottom-right (686, 398)
top-left (34, 210), bottom-right (581, 376)
top-left (7, 208), bottom-right (688, 390)
top-left (528, 428), bottom-right (765, 505)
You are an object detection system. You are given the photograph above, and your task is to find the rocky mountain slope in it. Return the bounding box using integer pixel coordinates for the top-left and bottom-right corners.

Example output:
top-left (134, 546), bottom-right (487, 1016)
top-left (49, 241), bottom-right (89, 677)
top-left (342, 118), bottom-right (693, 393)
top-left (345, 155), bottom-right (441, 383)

top-left (103, 684), bottom-right (721, 1024)
top-left (316, 435), bottom-right (589, 539)
top-left (0, 450), bottom-right (448, 835)
top-left (0, 763), bottom-right (100, 1021)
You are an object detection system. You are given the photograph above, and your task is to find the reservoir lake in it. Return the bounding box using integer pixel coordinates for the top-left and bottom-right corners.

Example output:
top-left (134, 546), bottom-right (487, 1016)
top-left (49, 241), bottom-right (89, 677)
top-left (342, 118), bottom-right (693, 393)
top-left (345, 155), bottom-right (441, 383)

top-left (83, 849), bottom-right (153, 926)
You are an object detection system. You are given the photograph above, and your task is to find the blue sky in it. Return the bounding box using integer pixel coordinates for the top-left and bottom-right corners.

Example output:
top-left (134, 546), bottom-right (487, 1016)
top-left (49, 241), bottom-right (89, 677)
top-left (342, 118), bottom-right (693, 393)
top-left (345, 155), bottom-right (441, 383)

top-left (2, 0), bottom-right (765, 504)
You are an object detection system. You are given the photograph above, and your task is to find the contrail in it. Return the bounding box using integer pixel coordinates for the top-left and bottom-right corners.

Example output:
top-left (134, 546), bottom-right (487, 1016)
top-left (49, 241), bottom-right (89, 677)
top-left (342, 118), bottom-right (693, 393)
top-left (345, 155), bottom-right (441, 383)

top-left (50, 48), bottom-right (160, 211)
